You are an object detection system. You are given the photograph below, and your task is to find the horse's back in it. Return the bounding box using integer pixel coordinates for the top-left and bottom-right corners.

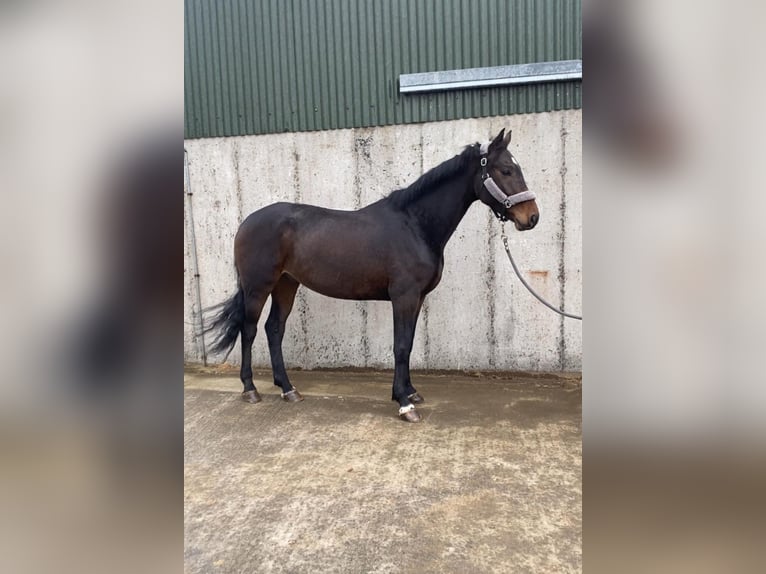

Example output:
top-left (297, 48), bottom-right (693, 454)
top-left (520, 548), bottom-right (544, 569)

top-left (234, 200), bottom-right (377, 272)
top-left (234, 200), bottom-right (438, 300)
top-left (236, 202), bottom-right (363, 247)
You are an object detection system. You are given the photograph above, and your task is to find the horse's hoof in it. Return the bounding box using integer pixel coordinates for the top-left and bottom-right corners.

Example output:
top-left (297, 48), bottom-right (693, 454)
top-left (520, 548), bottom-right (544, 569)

top-left (399, 405), bottom-right (422, 423)
top-left (408, 392), bottom-right (425, 404)
top-left (281, 389), bottom-right (304, 402)
top-left (241, 390), bottom-right (262, 404)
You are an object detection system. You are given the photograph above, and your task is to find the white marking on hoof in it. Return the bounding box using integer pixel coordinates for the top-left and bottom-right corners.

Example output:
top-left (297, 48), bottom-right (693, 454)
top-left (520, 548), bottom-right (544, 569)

top-left (398, 404), bottom-right (416, 415)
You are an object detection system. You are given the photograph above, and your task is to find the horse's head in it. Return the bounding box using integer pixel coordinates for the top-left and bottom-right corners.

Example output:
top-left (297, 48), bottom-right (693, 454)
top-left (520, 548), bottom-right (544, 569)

top-left (477, 129), bottom-right (539, 231)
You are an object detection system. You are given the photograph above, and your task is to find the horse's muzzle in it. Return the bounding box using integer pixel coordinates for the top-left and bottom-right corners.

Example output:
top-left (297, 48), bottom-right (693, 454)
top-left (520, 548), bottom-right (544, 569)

top-left (507, 199), bottom-right (539, 231)
top-left (513, 212), bottom-right (539, 231)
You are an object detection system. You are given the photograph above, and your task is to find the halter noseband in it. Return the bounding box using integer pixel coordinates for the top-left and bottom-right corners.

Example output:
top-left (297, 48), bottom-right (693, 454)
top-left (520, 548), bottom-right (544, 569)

top-left (479, 142), bottom-right (537, 221)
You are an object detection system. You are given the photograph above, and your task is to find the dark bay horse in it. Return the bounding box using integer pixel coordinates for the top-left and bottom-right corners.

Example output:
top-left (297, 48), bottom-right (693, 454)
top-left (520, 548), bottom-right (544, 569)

top-left (206, 128), bottom-right (539, 422)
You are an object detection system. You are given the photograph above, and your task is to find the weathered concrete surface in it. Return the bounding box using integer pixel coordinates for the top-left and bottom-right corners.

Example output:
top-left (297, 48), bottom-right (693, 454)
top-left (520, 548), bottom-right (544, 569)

top-left (184, 111), bottom-right (582, 372)
top-left (185, 367), bottom-right (581, 574)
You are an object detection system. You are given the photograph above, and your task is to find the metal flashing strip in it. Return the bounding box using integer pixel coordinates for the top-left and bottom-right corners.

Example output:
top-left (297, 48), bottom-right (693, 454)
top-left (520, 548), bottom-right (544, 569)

top-left (399, 60), bottom-right (582, 94)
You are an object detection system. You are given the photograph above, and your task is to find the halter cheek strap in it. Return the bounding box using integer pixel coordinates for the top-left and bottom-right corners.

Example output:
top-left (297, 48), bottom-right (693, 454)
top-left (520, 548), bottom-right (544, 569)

top-left (479, 142), bottom-right (537, 209)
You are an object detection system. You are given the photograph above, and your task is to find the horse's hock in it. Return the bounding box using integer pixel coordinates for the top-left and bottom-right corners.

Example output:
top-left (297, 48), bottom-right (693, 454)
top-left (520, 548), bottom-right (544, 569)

top-left (184, 110), bottom-right (582, 373)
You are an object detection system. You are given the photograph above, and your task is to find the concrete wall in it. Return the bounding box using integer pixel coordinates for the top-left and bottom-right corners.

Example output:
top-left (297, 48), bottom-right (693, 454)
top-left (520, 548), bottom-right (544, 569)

top-left (184, 110), bottom-right (582, 371)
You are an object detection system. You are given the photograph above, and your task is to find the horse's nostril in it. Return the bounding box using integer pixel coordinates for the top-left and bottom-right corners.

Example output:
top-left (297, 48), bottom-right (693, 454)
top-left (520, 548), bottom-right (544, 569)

top-left (529, 213), bottom-right (539, 228)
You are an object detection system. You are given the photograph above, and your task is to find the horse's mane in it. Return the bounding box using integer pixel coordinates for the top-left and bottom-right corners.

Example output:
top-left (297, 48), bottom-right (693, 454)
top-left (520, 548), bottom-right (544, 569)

top-left (383, 143), bottom-right (480, 209)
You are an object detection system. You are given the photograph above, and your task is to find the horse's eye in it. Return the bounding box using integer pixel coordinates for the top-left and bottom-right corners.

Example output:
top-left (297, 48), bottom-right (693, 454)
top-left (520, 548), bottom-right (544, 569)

top-left (501, 169), bottom-right (512, 176)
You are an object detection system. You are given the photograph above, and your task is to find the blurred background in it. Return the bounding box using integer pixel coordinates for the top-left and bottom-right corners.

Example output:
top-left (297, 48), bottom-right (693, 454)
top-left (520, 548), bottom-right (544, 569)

top-left (0, 0), bottom-right (764, 572)
top-left (585, 0), bottom-right (766, 571)
top-left (0, 1), bottom-right (181, 573)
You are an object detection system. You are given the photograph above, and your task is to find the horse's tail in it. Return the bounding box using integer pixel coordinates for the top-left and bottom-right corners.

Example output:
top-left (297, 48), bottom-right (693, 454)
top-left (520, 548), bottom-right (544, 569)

top-left (203, 283), bottom-right (245, 360)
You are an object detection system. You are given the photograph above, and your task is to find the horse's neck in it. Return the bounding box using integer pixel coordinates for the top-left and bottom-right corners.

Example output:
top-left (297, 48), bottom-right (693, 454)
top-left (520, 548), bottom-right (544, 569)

top-left (407, 172), bottom-right (478, 253)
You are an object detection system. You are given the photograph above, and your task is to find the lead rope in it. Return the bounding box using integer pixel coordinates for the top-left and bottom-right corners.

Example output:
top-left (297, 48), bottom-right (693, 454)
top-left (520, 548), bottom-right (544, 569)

top-left (500, 223), bottom-right (582, 321)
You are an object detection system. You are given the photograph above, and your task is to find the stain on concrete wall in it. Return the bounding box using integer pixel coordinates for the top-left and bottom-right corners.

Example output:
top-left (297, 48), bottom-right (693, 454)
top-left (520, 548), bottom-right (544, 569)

top-left (184, 111), bottom-right (582, 371)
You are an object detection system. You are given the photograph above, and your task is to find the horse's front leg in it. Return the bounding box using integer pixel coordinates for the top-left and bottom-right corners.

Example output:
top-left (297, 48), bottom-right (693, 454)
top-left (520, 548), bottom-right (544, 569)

top-left (391, 293), bottom-right (424, 422)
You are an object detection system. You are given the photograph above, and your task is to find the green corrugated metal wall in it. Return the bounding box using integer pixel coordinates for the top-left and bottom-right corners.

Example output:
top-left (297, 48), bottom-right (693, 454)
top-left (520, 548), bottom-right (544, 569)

top-left (184, 0), bottom-right (582, 139)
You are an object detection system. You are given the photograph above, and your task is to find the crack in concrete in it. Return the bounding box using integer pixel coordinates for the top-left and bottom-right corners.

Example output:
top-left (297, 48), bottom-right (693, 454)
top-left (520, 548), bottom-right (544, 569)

top-left (233, 140), bottom-right (243, 222)
top-left (353, 130), bottom-right (372, 366)
top-left (292, 136), bottom-right (301, 203)
top-left (558, 116), bottom-right (568, 371)
top-left (486, 213), bottom-right (498, 368)
top-left (359, 303), bottom-right (369, 368)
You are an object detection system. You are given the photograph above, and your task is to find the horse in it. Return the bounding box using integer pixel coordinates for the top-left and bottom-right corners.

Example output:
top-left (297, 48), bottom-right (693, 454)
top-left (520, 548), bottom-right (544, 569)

top-left (205, 128), bottom-right (539, 422)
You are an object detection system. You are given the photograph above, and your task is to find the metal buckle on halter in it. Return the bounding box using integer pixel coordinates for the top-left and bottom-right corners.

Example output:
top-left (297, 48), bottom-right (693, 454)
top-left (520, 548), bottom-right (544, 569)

top-left (503, 198), bottom-right (513, 209)
top-left (480, 155), bottom-right (489, 182)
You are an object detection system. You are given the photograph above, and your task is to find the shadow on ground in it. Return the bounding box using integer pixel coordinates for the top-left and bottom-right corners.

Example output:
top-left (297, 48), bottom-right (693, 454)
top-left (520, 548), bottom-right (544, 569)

top-left (185, 367), bottom-right (581, 574)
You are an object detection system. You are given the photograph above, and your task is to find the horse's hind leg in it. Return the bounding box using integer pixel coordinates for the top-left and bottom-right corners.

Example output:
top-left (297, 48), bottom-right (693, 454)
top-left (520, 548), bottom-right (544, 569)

top-left (265, 274), bottom-right (303, 402)
top-left (240, 289), bottom-right (269, 403)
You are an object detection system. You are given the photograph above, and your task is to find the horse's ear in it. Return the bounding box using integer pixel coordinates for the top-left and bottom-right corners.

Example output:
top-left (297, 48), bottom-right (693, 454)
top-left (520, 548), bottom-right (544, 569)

top-left (488, 128), bottom-right (506, 152)
top-left (503, 129), bottom-right (512, 148)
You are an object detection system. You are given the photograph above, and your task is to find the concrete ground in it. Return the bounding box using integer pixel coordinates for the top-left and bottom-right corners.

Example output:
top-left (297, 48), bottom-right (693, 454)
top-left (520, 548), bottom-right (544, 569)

top-left (184, 366), bottom-right (581, 574)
